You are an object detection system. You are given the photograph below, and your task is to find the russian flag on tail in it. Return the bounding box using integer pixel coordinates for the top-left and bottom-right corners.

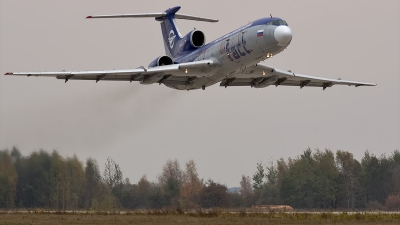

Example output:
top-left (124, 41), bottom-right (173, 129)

top-left (257, 30), bottom-right (264, 37)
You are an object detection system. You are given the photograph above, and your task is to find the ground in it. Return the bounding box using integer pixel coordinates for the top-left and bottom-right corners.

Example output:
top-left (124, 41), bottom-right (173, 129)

top-left (1, 211), bottom-right (400, 225)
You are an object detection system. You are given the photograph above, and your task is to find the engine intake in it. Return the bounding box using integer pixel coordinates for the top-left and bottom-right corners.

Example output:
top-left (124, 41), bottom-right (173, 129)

top-left (148, 55), bottom-right (174, 68)
top-left (190, 30), bottom-right (205, 48)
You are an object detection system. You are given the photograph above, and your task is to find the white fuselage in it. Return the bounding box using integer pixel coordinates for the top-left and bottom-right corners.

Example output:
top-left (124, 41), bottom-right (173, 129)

top-left (165, 21), bottom-right (292, 90)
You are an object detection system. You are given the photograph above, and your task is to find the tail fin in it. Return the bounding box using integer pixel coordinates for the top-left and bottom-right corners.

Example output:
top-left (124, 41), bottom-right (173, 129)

top-left (157, 7), bottom-right (183, 58)
top-left (86, 6), bottom-right (218, 59)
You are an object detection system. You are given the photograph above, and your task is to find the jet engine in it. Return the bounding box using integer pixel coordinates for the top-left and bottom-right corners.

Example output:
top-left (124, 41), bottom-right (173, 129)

top-left (188, 30), bottom-right (206, 48)
top-left (148, 55), bottom-right (174, 68)
top-left (141, 56), bottom-right (173, 85)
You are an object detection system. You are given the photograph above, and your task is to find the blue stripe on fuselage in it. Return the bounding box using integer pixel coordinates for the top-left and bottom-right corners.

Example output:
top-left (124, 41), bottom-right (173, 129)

top-left (174, 17), bottom-right (282, 63)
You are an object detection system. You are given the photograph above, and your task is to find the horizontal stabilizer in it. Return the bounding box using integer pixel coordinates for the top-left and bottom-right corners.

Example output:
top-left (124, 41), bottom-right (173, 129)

top-left (175, 14), bottom-right (218, 22)
top-left (86, 13), bottom-right (218, 22)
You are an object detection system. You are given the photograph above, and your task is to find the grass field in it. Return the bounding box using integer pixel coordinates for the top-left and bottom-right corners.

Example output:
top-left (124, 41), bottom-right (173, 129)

top-left (1, 211), bottom-right (400, 225)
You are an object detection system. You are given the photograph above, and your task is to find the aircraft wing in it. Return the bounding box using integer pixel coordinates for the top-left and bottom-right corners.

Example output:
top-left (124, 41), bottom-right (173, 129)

top-left (5, 60), bottom-right (215, 83)
top-left (220, 64), bottom-right (376, 89)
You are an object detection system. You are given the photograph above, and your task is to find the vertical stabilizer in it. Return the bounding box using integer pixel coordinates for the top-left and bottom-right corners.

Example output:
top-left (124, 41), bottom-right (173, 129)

top-left (156, 6), bottom-right (183, 59)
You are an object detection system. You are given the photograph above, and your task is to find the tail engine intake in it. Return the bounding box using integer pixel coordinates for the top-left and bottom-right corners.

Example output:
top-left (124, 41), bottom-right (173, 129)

top-left (190, 30), bottom-right (205, 48)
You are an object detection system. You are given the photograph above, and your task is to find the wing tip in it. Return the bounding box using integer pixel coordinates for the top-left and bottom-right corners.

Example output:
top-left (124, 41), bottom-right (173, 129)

top-left (86, 16), bottom-right (92, 19)
top-left (4, 72), bottom-right (13, 75)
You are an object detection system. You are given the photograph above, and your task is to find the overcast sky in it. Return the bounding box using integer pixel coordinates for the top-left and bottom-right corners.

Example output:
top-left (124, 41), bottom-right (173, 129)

top-left (1, 0), bottom-right (399, 187)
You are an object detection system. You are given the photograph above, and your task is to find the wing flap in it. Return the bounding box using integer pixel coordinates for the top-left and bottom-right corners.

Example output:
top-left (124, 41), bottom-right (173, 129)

top-left (224, 64), bottom-right (376, 88)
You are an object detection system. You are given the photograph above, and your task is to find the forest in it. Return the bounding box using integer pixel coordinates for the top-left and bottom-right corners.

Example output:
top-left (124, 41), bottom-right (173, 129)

top-left (0, 147), bottom-right (399, 211)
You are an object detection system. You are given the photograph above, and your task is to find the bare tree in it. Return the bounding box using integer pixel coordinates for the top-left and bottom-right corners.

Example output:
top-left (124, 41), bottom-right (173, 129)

top-left (103, 157), bottom-right (123, 189)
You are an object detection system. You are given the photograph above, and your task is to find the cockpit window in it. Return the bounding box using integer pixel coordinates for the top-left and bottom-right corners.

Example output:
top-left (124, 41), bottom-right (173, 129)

top-left (268, 20), bottom-right (288, 26)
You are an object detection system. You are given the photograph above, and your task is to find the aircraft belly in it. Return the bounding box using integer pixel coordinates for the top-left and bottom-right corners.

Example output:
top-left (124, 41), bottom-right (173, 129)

top-left (164, 77), bottom-right (215, 90)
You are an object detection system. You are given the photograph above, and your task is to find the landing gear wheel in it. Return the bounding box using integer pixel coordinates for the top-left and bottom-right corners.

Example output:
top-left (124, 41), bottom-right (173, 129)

top-left (202, 85), bottom-right (205, 90)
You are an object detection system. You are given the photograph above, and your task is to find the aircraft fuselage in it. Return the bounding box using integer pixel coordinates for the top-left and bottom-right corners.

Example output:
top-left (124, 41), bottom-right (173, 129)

top-left (165, 17), bottom-right (292, 90)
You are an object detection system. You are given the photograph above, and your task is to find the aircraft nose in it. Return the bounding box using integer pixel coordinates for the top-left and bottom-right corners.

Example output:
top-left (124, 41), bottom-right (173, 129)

top-left (274, 26), bottom-right (292, 46)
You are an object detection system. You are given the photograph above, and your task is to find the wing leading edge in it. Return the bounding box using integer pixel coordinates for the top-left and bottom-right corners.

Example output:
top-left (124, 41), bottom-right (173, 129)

top-left (220, 64), bottom-right (376, 89)
top-left (5, 60), bottom-right (215, 84)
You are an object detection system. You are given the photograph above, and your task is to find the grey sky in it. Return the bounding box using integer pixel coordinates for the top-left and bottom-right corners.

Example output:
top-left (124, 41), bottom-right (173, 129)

top-left (1, 0), bottom-right (399, 187)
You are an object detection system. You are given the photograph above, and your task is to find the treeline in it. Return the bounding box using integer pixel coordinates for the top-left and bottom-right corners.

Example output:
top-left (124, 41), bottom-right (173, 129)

top-left (251, 149), bottom-right (400, 210)
top-left (0, 147), bottom-right (399, 210)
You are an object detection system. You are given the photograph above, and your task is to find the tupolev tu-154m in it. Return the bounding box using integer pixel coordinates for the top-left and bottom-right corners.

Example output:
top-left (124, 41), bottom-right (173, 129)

top-left (5, 6), bottom-right (376, 90)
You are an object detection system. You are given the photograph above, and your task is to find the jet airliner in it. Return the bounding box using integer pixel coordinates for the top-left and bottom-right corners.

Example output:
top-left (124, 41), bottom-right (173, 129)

top-left (5, 6), bottom-right (376, 90)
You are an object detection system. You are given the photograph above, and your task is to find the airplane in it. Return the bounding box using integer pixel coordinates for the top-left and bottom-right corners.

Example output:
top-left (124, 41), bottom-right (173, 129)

top-left (5, 6), bottom-right (376, 91)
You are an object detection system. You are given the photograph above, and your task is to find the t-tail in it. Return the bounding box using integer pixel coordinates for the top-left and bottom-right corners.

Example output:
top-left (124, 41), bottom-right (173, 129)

top-left (86, 6), bottom-right (218, 59)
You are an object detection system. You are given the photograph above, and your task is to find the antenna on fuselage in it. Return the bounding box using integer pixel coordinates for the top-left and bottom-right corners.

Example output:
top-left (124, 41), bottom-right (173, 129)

top-left (270, 14), bottom-right (272, 18)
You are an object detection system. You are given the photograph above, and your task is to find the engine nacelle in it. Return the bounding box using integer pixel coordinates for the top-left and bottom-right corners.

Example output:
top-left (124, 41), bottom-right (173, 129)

top-left (188, 30), bottom-right (206, 48)
top-left (148, 55), bottom-right (174, 68)
top-left (141, 56), bottom-right (173, 85)
top-left (182, 30), bottom-right (206, 50)
top-left (179, 30), bottom-right (206, 52)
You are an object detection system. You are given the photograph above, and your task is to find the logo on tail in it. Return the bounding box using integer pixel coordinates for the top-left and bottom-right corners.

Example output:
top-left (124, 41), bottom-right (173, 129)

top-left (168, 30), bottom-right (176, 48)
